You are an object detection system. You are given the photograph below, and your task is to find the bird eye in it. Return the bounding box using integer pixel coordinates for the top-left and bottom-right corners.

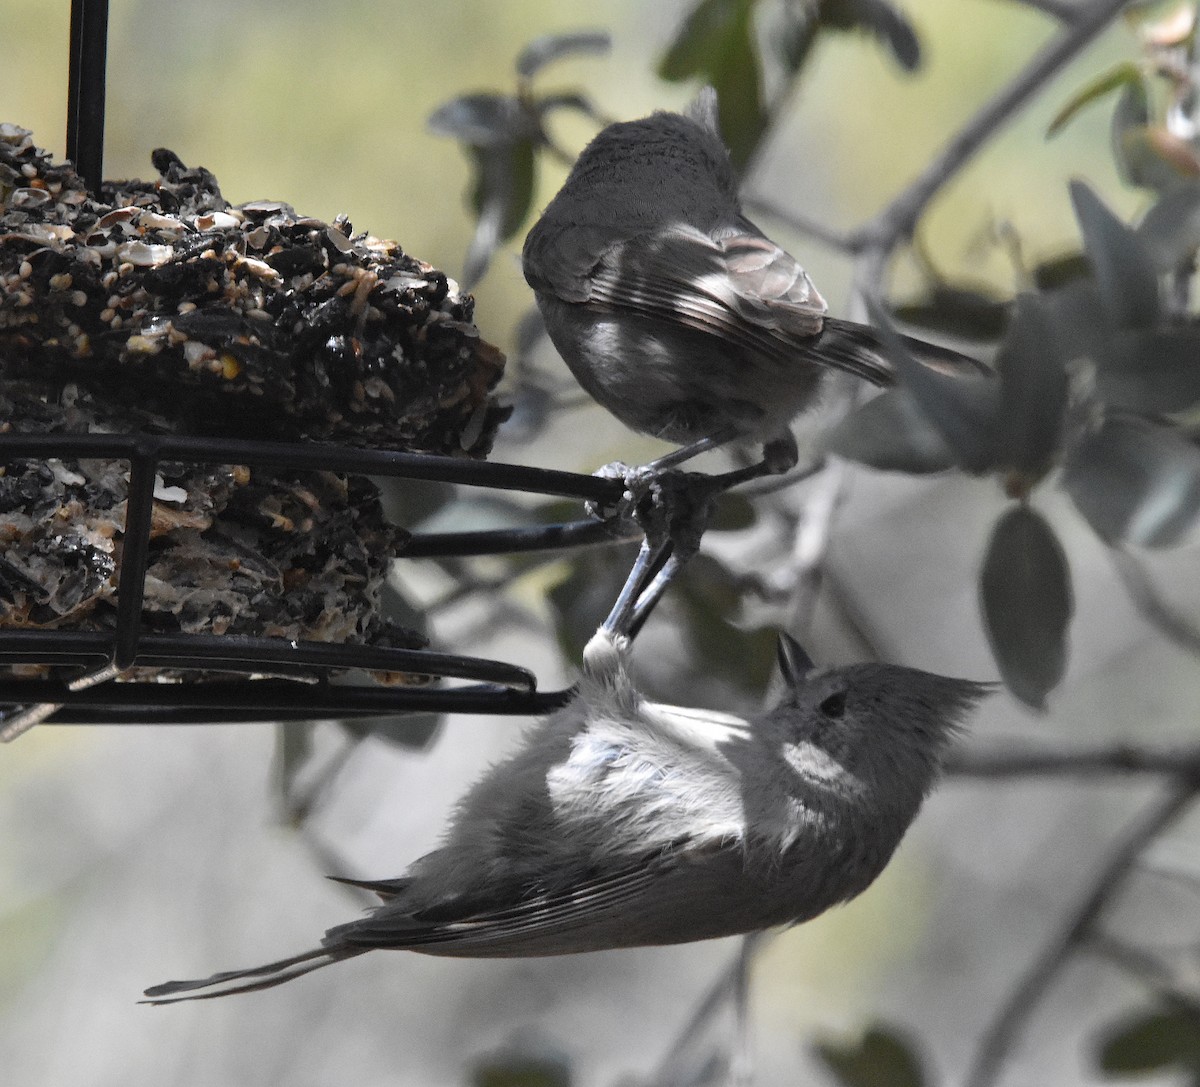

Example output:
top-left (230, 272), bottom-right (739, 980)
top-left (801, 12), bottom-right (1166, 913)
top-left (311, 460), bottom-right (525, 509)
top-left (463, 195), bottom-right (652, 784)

top-left (818, 691), bottom-right (847, 718)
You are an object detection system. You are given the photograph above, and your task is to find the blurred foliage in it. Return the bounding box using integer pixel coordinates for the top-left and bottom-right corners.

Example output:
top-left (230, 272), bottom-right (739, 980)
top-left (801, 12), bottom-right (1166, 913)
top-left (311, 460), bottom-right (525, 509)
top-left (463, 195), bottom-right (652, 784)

top-left (834, 168), bottom-right (1200, 706)
top-left (1095, 1003), bottom-right (1200, 1081)
top-left (813, 1023), bottom-right (927, 1087)
top-left (418, 1), bottom-right (1200, 716)
top-left (428, 31), bottom-right (611, 287)
top-left (471, 1041), bottom-right (573, 1087)
top-left (6, 3), bottom-right (1200, 1084)
top-left (658, 0), bottom-right (920, 170)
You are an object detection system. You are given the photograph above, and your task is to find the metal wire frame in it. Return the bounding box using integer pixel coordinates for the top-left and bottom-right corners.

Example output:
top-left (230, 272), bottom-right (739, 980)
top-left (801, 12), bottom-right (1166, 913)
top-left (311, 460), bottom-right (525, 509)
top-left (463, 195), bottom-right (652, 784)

top-left (0, 432), bottom-right (633, 724)
top-left (66, 0), bottom-right (109, 193)
top-left (7, 3), bottom-right (639, 726)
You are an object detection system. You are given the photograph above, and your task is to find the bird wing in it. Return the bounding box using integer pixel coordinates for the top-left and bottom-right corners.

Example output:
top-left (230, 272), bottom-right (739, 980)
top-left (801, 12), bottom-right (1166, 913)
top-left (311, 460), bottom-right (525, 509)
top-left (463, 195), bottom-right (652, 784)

top-left (580, 220), bottom-right (829, 359)
top-left (331, 843), bottom-right (740, 957)
top-left (526, 216), bottom-right (985, 388)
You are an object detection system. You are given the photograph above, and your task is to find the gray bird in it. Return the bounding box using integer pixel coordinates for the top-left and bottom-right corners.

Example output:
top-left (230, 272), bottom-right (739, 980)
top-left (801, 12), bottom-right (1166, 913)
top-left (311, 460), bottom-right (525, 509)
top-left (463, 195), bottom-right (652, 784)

top-left (144, 630), bottom-right (989, 1002)
top-left (522, 89), bottom-right (981, 464)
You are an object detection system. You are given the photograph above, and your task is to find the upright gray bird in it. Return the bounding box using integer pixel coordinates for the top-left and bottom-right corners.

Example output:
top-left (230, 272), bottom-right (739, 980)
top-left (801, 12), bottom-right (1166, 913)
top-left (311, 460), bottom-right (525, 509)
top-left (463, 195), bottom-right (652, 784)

top-left (144, 630), bottom-right (988, 1002)
top-left (522, 89), bottom-right (980, 463)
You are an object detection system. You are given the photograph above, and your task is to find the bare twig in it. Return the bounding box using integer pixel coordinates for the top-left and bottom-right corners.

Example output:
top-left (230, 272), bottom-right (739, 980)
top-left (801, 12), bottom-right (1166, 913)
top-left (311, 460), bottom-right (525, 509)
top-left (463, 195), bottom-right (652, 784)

top-left (741, 195), bottom-right (862, 253)
top-left (1087, 931), bottom-right (1200, 1013)
top-left (858, 0), bottom-right (1129, 250)
top-left (1013, 0), bottom-right (1087, 22)
top-left (963, 782), bottom-right (1200, 1087)
top-left (645, 933), bottom-right (769, 1087)
top-left (751, 0), bottom-right (1126, 268)
top-left (946, 742), bottom-right (1200, 779)
top-left (786, 459), bottom-right (850, 637)
top-left (1111, 549), bottom-right (1200, 657)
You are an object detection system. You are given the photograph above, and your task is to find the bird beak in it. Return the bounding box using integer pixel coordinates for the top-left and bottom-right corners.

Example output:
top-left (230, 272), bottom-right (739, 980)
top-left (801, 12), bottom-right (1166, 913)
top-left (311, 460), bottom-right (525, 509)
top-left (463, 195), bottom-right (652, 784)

top-left (776, 633), bottom-right (815, 689)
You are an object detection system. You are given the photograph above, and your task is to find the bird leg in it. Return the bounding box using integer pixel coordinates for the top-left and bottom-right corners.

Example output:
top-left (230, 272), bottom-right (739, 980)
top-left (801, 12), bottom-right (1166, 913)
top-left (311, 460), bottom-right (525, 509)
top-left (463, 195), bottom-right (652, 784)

top-left (599, 463), bottom-right (720, 638)
top-left (601, 536), bottom-right (673, 638)
top-left (637, 429), bottom-right (798, 484)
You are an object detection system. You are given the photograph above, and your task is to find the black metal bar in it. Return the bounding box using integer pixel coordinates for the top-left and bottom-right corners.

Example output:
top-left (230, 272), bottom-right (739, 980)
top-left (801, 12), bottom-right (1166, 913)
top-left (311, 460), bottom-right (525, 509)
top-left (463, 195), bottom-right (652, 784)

top-left (0, 433), bottom-right (624, 504)
top-left (0, 679), bottom-right (575, 722)
top-left (112, 448), bottom-right (156, 669)
top-left (0, 630), bottom-right (539, 690)
top-left (0, 429), bottom-right (635, 724)
top-left (65, 0), bottom-right (109, 192)
top-left (405, 519), bottom-right (636, 558)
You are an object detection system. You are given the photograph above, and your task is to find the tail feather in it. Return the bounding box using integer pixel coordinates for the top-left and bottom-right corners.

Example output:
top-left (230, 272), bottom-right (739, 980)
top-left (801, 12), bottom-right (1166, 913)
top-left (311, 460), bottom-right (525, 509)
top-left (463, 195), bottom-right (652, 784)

top-left (820, 317), bottom-right (990, 387)
top-left (141, 945), bottom-right (362, 1005)
top-left (326, 874), bottom-right (412, 901)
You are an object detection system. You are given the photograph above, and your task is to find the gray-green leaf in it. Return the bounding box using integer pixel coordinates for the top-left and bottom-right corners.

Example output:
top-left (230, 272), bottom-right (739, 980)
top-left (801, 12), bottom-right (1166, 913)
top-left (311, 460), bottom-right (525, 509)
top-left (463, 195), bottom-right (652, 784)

top-left (994, 293), bottom-right (1068, 482)
top-left (824, 387), bottom-right (957, 473)
top-left (979, 505), bottom-right (1073, 709)
top-left (1137, 180), bottom-right (1200, 271)
top-left (865, 299), bottom-right (1002, 473)
top-left (515, 30), bottom-right (611, 80)
top-left (1069, 179), bottom-right (1160, 329)
top-left (1063, 414), bottom-right (1200, 548)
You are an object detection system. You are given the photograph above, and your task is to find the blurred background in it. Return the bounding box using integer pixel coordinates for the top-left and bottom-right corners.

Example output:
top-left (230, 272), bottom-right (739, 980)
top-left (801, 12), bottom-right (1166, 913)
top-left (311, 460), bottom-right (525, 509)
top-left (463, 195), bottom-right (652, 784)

top-left (3, 2), bottom-right (1200, 1085)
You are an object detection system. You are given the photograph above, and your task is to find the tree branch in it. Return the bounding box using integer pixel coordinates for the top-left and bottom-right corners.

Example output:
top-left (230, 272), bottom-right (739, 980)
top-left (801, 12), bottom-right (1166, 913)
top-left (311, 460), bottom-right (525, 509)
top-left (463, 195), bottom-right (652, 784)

top-left (946, 742), bottom-right (1200, 779)
top-left (1087, 932), bottom-right (1200, 1014)
top-left (741, 194), bottom-right (862, 253)
top-left (755, 0), bottom-right (1126, 267)
top-left (859, 0), bottom-right (1129, 248)
top-left (1111, 549), bottom-right (1200, 657)
top-left (1012, 0), bottom-right (1087, 22)
top-left (963, 782), bottom-right (1200, 1087)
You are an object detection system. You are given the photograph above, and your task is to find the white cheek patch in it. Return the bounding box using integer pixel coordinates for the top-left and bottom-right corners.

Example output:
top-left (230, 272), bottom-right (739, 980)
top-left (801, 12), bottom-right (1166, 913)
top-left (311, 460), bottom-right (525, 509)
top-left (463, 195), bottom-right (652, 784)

top-left (783, 740), bottom-right (850, 785)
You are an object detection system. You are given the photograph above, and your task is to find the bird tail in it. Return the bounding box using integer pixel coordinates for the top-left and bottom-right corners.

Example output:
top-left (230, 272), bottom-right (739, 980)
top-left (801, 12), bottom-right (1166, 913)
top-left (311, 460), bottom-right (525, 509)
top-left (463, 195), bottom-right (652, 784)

top-left (818, 317), bottom-right (988, 387)
top-left (141, 943), bottom-right (363, 1004)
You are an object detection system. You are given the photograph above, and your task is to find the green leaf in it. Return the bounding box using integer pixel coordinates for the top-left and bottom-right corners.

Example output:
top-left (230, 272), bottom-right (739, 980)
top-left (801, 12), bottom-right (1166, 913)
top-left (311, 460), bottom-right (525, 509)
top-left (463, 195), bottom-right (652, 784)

top-left (979, 505), bottom-right (1073, 709)
top-left (427, 92), bottom-right (541, 286)
top-left (472, 1050), bottom-right (572, 1087)
top-left (824, 387), bottom-right (957, 473)
top-left (1096, 1006), bottom-right (1200, 1075)
top-left (1062, 414), bottom-right (1200, 548)
top-left (1048, 61), bottom-right (1145, 138)
top-left (515, 30), bottom-right (610, 80)
top-left (657, 0), bottom-right (766, 170)
top-left (813, 1024), bottom-right (926, 1087)
top-left (1069, 179), bottom-right (1160, 329)
top-left (659, 0), bottom-right (751, 80)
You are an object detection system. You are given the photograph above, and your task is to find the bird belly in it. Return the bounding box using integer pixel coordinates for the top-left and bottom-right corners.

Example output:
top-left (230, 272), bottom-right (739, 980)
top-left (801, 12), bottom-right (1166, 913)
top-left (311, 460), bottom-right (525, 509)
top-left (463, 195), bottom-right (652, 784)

top-left (537, 296), bottom-right (818, 446)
